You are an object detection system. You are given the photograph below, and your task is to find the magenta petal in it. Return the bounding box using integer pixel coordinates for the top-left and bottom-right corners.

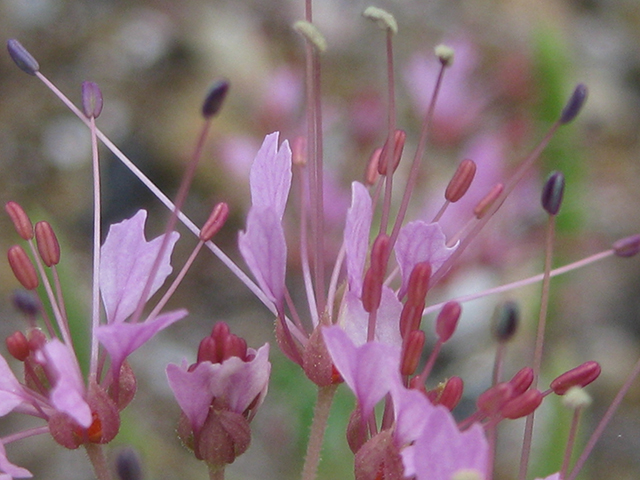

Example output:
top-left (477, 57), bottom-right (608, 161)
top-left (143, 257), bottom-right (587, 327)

top-left (40, 340), bottom-right (92, 428)
top-left (100, 210), bottom-right (180, 324)
top-left (344, 182), bottom-right (373, 294)
top-left (390, 381), bottom-right (438, 447)
top-left (249, 132), bottom-right (292, 220)
top-left (96, 309), bottom-right (188, 370)
top-left (411, 409), bottom-right (488, 480)
top-left (0, 443), bottom-right (31, 479)
top-left (238, 207), bottom-right (287, 305)
top-left (166, 360), bottom-right (215, 432)
top-left (0, 356), bottom-right (26, 416)
top-left (322, 326), bottom-right (401, 419)
top-left (394, 221), bottom-right (457, 298)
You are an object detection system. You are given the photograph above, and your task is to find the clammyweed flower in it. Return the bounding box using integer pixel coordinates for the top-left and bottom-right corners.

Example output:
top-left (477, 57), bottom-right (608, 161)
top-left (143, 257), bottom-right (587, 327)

top-left (4, 2), bottom-right (640, 480)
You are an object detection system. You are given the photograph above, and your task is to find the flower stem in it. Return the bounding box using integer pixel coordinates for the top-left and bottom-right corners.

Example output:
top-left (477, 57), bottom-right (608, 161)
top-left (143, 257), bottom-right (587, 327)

top-left (208, 464), bottom-right (225, 480)
top-left (85, 444), bottom-right (113, 480)
top-left (301, 384), bottom-right (338, 480)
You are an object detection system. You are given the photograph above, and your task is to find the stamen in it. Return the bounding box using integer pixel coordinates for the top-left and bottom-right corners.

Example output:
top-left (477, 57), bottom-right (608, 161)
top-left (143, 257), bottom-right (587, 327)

top-left (509, 367), bottom-right (535, 397)
top-left (34, 221), bottom-right (60, 267)
top-left (550, 361), bottom-right (601, 395)
top-left (202, 80), bottom-right (230, 118)
top-left (6, 39), bottom-right (39, 75)
top-left (81, 81), bottom-right (104, 119)
top-left (400, 330), bottom-right (424, 376)
top-left (362, 6), bottom-right (398, 34)
top-left (7, 246), bottom-right (39, 290)
top-left (501, 389), bottom-right (543, 419)
top-left (435, 300), bottom-right (461, 343)
top-left (5, 202), bottom-right (34, 240)
top-left (612, 233), bottom-right (640, 257)
top-left (293, 21), bottom-right (328, 53)
top-left (445, 159), bottom-right (477, 203)
top-left (559, 84), bottom-right (588, 125)
top-left (199, 202), bottom-right (230, 242)
top-left (477, 383), bottom-right (513, 416)
top-left (541, 171), bottom-right (565, 216)
top-left (5, 331), bottom-right (30, 361)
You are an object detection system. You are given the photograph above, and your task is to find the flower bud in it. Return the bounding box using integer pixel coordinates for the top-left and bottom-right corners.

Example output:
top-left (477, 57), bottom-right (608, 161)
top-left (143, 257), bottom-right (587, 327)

top-left (541, 171), bottom-right (565, 216)
top-left (304, 324), bottom-right (342, 387)
top-left (445, 159), bottom-right (476, 203)
top-left (200, 203), bottom-right (229, 241)
top-left (7, 39), bottom-right (39, 75)
top-left (193, 407), bottom-right (251, 466)
top-left (5, 202), bottom-right (33, 240)
top-left (435, 301), bottom-right (461, 343)
top-left (473, 183), bottom-right (504, 219)
top-left (202, 80), bottom-right (230, 118)
top-left (35, 221), bottom-right (61, 267)
top-left (8, 245), bottom-right (39, 290)
top-left (501, 389), bottom-right (543, 419)
top-left (82, 81), bottom-right (103, 119)
top-left (491, 300), bottom-right (519, 343)
top-left (354, 430), bottom-right (403, 480)
top-left (613, 234), bottom-right (640, 258)
top-left (550, 361), bottom-right (601, 395)
top-left (559, 83), bottom-right (588, 125)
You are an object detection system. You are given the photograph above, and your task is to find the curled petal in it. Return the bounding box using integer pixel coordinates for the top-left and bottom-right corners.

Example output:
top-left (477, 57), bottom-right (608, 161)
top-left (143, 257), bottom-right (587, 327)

top-left (100, 210), bottom-right (179, 324)
top-left (166, 360), bottom-right (216, 432)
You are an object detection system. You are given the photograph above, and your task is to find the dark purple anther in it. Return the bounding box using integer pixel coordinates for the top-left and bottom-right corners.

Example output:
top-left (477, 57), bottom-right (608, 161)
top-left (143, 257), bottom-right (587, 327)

top-left (559, 83), bottom-right (588, 125)
top-left (82, 81), bottom-right (103, 119)
top-left (202, 80), bottom-right (230, 118)
top-left (541, 171), bottom-right (565, 216)
top-left (492, 300), bottom-right (519, 342)
top-left (7, 39), bottom-right (39, 76)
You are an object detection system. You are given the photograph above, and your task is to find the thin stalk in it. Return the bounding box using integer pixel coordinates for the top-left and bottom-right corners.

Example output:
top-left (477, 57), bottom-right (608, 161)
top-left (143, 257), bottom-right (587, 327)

top-left (85, 444), bottom-right (113, 480)
top-left (560, 407), bottom-right (583, 479)
top-left (301, 384), bottom-right (338, 480)
top-left (379, 29), bottom-right (397, 235)
top-left (89, 113), bottom-right (101, 380)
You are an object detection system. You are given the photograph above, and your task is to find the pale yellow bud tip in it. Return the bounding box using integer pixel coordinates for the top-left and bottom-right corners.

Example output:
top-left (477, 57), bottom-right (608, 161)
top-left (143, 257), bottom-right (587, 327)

top-left (293, 21), bottom-right (327, 53)
top-left (451, 469), bottom-right (483, 480)
top-left (563, 386), bottom-right (592, 410)
top-left (435, 44), bottom-right (455, 66)
top-left (363, 6), bottom-right (398, 34)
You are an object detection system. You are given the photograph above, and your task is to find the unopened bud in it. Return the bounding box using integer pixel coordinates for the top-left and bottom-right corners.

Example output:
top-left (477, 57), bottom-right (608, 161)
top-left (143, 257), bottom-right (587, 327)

top-left (6, 331), bottom-right (29, 361)
top-left (8, 245), bottom-right (39, 290)
top-left (293, 21), bottom-right (327, 53)
top-left (200, 203), bottom-right (229, 241)
top-left (550, 361), bottom-right (601, 395)
top-left (292, 136), bottom-right (307, 166)
top-left (365, 148), bottom-right (382, 185)
top-left (501, 389), bottom-right (543, 419)
top-left (562, 386), bottom-right (592, 410)
top-left (473, 183), bottom-right (503, 219)
top-left (7, 39), bottom-right (39, 75)
top-left (477, 382), bottom-right (513, 415)
top-left (509, 367), bottom-right (534, 397)
top-left (406, 262), bottom-right (431, 305)
top-left (82, 81), bottom-right (103, 119)
top-left (5, 202), bottom-right (34, 240)
top-left (377, 130), bottom-right (406, 176)
top-left (115, 447), bottom-right (143, 480)
top-left (613, 234), bottom-right (640, 258)
top-left (445, 159), bottom-right (476, 203)
top-left (492, 300), bottom-right (519, 342)
top-left (435, 301), bottom-right (461, 343)
top-left (541, 171), bottom-right (565, 216)
top-left (400, 330), bottom-right (425, 376)
top-left (202, 80), bottom-right (230, 118)
top-left (362, 6), bottom-right (398, 34)
top-left (35, 221), bottom-right (60, 267)
top-left (559, 83), bottom-right (588, 125)
top-left (435, 44), bottom-right (455, 67)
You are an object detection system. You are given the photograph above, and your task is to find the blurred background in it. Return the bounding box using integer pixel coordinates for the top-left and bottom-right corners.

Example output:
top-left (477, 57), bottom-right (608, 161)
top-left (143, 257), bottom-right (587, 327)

top-left (1, 0), bottom-right (640, 478)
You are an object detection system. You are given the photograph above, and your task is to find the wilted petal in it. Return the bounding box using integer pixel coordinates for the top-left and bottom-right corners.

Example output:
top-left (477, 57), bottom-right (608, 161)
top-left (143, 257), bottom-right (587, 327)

top-left (0, 356), bottom-right (26, 416)
top-left (100, 210), bottom-right (179, 324)
top-left (344, 182), bottom-right (373, 294)
top-left (166, 360), bottom-right (215, 432)
top-left (395, 221), bottom-right (456, 298)
top-left (249, 132), bottom-right (292, 220)
top-left (238, 207), bottom-right (287, 305)
top-left (0, 443), bottom-right (31, 479)
top-left (97, 309), bottom-right (188, 371)
top-left (323, 326), bottom-right (400, 418)
top-left (338, 288), bottom-right (402, 347)
top-left (40, 340), bottom-right (92, 428)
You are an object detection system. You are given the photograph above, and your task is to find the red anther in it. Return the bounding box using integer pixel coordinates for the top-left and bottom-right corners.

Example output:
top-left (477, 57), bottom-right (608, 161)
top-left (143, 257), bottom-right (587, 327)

top-left (445, 159), bottom-right (476, 203)
top-left (5, 202), bottom-right (34, 240)
top-left (361, 268), bottom-right (383, 313)
top-left (501, 389), bottom-right (543, 419)
top-left (406, 262), bottom-right (431, 305)
top-left (399, 302), bottom-right (424, 339)
top-left (200, 202), bottom-right (230, 241)
top-left (477, 382), bottom-right (514, 415)
top-left (81, 81), bottom-right (103, 119)
top-left (292, 136), bottom-right (307, 167)
top-left (474, 183), bottom-right (504, 219)
top-left (613, 234), bottom-right (640, 258)
top-left (221, 334), bottom-right (248, 362)
top-left (35, 221), bottom-right (60, 267)
top-left (550, 361), bottom-right (601, 395)
top-left (509, 367), bottom-right (535, 397)
top-left (365, 147), bottom-right (382, 185)
top-left (437, 376), bottom-right (464, 411)
top-left (435, 301), bottom-right (461, 343)
top-left (377, 129), bottom-right (406, 176)
top-left (400, 330), bottom-right (425, 376)
top-left (7, 245), bottom-right (39, 290)
top-left (196, 336), bottom-right (217, 365)
top-left (369, 234), bottom-right (390, 279)
top-left (6, 331), bottom-right (29, 361)
top-left (27, 328), bottom-right (46, 352)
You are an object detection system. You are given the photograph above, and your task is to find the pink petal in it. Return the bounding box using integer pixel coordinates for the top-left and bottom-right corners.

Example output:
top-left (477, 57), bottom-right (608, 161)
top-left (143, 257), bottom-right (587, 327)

top-left (389, 381), bottom-right (438, 447)
top-left (535, 475), bottom-right (560, 480)
top-left (0, 356), bottom-right (26, 416)
top-left (394, 221), bottom-right (457, 298)
top-left (0, 443), bottom-right (31, 479)
top-left (40, 340), bottom-right (91, 428)
top-left (249, 132), bottom-right (292, 220)
top-left (100, 210), bottom-right (179, 324)
top-left (96, 309), bottom-right (188, 371)
top-left (344, 182), bottom-right (373, 294)
top-left (322, 326), bottom-right (401, 419)
top-left (166, 360), bottom-right (215, 432)
top-left (238, 207), bottom-right (287, 305)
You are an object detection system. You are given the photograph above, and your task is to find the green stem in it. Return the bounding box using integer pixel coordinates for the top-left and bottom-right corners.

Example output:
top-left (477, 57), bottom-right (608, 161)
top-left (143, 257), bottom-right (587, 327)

top-left (85, 444), bottom-right (113, 480)
top-left (207, 464), bottom-right (225, 480)
top-left (301, 384), bottom-right (338, 480)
